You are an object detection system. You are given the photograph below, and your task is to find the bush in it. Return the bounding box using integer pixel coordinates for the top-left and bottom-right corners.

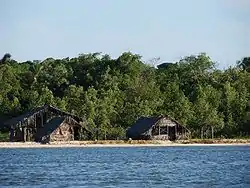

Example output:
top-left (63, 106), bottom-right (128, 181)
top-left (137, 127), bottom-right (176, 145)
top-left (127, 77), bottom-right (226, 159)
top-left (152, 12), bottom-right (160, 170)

top-left (0, 132), bottom-right (9, 142)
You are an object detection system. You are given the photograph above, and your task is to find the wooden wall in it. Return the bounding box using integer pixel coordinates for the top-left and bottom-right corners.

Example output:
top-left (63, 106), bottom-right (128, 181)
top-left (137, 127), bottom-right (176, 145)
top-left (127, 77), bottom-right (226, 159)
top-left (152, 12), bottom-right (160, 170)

top-left (151, 118), bottom-right (190, 140)
top-left (49, 122), bottom-right (74, 142)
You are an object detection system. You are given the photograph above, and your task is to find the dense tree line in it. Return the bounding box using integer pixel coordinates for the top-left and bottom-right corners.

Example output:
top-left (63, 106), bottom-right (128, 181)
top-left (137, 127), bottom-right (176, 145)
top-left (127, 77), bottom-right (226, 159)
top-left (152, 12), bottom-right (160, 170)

top-left (0, 52), bottom-right (249, 139)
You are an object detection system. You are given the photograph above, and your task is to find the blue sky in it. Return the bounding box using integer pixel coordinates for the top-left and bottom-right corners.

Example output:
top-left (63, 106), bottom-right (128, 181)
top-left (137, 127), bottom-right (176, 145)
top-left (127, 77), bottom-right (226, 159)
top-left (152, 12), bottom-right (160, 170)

top-left (1, 0), bottom-right (249, 68)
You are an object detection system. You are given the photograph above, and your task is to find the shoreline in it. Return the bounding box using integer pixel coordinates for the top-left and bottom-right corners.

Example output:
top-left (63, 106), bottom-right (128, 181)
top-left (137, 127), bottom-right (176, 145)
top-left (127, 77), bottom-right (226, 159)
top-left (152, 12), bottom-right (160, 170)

top-left (0, 140), bottom-right (250, 148)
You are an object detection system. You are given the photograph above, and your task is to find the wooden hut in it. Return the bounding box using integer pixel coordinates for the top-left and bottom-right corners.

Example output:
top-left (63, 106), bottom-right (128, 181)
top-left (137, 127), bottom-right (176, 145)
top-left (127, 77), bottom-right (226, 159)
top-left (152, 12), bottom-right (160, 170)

top-left (126, 116), bottom-right (190, 141)
top-left (35, 116), bottom-right (82, 143)
top-left (3, 104), bottom-right (88, 143)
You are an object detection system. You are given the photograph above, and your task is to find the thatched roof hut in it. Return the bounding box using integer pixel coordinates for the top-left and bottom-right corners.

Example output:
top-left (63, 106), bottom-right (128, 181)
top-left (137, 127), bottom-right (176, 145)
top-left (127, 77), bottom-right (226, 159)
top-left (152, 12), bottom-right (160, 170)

top-left (126, 116), bottom-right (190, 141)
top-left (35, 116), bottom-right (84, 143)
top-left (3, 104), bottom-right (88, 142)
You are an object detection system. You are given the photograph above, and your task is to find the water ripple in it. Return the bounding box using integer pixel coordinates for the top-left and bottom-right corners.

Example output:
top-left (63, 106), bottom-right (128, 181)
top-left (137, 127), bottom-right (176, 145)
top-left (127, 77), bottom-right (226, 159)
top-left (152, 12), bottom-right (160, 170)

top-left (0, 146), bottom-right (250, 188)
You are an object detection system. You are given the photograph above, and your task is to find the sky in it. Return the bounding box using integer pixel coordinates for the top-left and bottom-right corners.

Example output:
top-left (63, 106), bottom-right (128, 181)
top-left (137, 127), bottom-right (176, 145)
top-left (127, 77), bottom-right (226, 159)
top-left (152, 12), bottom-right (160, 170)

top-left (1, 0), bottom-right (249, 69)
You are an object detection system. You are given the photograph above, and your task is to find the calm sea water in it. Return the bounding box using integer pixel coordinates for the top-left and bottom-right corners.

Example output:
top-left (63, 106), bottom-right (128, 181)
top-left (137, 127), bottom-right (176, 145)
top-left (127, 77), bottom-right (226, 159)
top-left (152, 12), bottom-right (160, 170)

top-left (0, 146), bottom-right (250, 188)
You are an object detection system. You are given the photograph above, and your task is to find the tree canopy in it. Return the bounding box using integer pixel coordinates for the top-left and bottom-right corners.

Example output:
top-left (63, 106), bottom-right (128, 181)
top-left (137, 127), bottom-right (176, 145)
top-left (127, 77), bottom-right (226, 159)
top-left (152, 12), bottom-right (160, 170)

top-left (0, 52), bottom-right (249, 139)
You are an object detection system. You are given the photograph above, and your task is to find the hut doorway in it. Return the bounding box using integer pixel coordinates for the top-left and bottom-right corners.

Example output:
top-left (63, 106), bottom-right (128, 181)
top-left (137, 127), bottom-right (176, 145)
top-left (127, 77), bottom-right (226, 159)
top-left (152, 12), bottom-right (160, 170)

top-left (168, 126), bottom-right (176, 141)
top-left (73, 127), bottom-right (80, 140)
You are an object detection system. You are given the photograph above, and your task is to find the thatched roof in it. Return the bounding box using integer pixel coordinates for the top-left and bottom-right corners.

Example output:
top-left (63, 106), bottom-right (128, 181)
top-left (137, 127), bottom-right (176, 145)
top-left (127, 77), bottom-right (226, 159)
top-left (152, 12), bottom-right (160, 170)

top-left (4, 105), bottom-right (47, 127)
top-left (4, 104), bottom-right (82, 127)
top-left (48, 105), bottom-right (82, 122)
top-left (126, 116), bottom-right (190, 138)
top-left (0, 116), bottom-right (11, 129)
top-left (126, 117), bottom-right (160, 138)
top-left (36, 117), bottom-right (66, 139)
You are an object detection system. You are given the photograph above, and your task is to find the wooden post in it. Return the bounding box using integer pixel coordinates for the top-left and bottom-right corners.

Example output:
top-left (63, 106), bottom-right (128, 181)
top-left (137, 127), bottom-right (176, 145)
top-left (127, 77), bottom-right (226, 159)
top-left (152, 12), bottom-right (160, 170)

top-left (167, 126), bottom-right (169, 139)
top-left (41, 113), bottom-right (43, 127)
top-left (10, 127), bottom-right (14, 142)
top-left (211, 126), bottom-right (214, 139)
top-left (27, 129), bottom-right (29, 141)
top-left (23, 127), bottom-right (27, 142)
top-left (175, 125), bottom-right (177, 139)
top-left (182, 128), bottom-right (184, 140)
top-left (79, 127), bottom-right (82, 140)
top-left (26, 119), bottom-right (30, 141)
top-left (34, 115), bottom-right (36, 128)
top-left (158, 125), bottom-right (160, 135)
top-left (201, 127), bottom-right (203, 139)
top-left (45, 111), bottom-right (48, 123)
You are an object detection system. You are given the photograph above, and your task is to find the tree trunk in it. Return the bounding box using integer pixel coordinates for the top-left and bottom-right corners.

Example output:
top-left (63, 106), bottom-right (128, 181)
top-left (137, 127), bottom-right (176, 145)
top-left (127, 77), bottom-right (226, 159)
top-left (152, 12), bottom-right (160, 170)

top-left (211, 126), bottom-right (214, 139)
top-left (201, 127), bottom-right (203, 139)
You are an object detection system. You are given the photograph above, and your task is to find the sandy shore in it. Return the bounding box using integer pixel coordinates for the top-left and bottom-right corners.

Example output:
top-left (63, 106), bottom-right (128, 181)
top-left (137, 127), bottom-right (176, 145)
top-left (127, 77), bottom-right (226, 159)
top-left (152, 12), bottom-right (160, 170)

top-left (0, 141), bottom-right (250, 148)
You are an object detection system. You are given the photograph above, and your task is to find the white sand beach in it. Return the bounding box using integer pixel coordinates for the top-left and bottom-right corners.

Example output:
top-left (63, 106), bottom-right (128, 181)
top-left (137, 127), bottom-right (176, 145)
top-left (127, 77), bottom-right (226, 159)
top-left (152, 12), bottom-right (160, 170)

top-left (0, 140), bottom-right (250, 148)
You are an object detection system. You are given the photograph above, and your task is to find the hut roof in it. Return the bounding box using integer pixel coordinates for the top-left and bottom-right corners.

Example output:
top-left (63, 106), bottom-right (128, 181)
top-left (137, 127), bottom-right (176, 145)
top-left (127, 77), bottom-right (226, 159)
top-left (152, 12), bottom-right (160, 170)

top-left (36, 117), bottom-right (66, 138)
top-left (126, 116), bottom-right (160, 138)
top-left (4, 105), bottom-right (47, 127)
top-left (3, 104), bottom-right (82, 127)
top-left (0, 116), bottom-right (10, 129)
top-left (48, 105), bottom-right (82, 122)
top-left (126, 116), bottom-right (190, 138)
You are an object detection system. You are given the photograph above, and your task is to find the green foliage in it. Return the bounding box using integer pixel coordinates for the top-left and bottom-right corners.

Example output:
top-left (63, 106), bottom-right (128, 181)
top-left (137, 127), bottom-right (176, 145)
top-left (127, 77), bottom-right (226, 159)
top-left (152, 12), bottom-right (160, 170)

top-left (0, 132), bottom-right (9, 142)
top-left (0, 52), bottom-right (249, 139)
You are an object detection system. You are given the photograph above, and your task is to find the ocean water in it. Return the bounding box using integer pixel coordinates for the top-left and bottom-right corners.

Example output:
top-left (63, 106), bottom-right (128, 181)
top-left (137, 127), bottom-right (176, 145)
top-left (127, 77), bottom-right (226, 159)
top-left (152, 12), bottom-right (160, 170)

top-left (0, 146), bottom-right (250, 188)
